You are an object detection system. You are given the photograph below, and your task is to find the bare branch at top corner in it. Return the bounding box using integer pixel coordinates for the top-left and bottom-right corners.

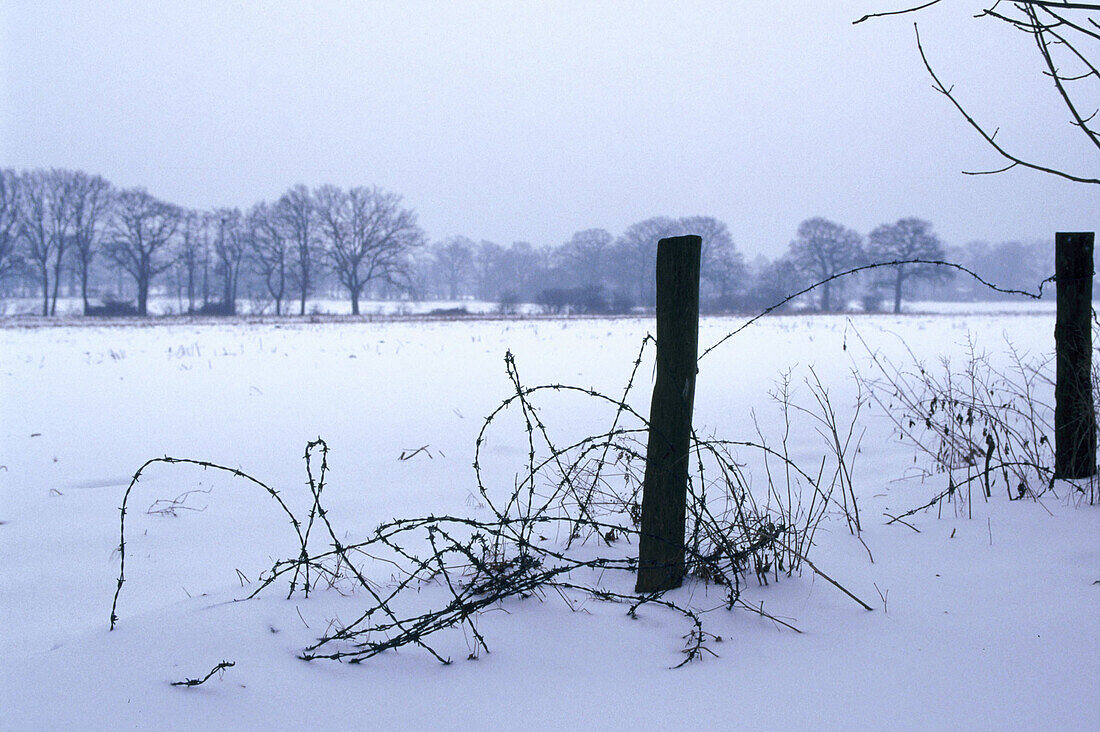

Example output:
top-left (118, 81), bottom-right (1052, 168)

top-left (854, 0), bottom-right (945, 25)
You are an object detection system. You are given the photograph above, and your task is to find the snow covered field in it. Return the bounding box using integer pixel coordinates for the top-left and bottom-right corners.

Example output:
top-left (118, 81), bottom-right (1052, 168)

top-left (0, 296), bottom-right (534, 318)
top-left (1, 312), bottom-right (1096, 729)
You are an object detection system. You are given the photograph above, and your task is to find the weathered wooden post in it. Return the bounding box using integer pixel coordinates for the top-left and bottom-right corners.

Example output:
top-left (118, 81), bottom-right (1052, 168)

top-left (1054, 232), bottom-right (1097, 479)
top-left (635, 235), bottom-right (701, 593)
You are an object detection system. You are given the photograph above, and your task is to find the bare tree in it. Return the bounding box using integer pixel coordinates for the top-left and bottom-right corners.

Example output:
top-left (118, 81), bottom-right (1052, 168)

top-left (315, 185), bottom-right (424, 315)
top-left (954, 238), bottom-right (1049, 299)
top-left (473, 240), bottom-right (505, 300)
top-left (402, 244), bottom-right (435, 300)
top-left (276, 185), bottom-right (317, 315)
top-left (18, 171), bottom-right (56, 315)
top-left (615, 217), bottom-right (681, 307)
top-left (44, 170), bottom-right (77, 315)
top-left (856, 1), bottom-right (1100, 184)
top-left (498, 241), bottom-right (548, 302)
top-left (248, 202), bottom-right (291, 315)
top-left (172, 210), bottom-right (210, 313)
top-left (106, 188), bottom-right (180, 315)
top-left (788, 217), bottom-right (864, 312)
top-left (213, 208), bottom-right (247, 315)
top-left (746, 254), bottom-right (806, 312)
top-left (0, 169), bottom-right (22, 284)
top-left (18, 170), bottom-right (80, 315)
top-left (678, 215), bottom-right (746, 311)
top-left (432, 235), bottom-right (475, 299)
top-left (68, 172), bottom-right (113, 315)
top-left (560, 228), bottom-right (614, 288)
top-left (867, 217), bottom-right (948, 313)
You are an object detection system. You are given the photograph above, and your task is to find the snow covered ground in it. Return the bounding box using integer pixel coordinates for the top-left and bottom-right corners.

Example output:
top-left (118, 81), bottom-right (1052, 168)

top-left (1, 311), bottom-right (1096, 729)
top-left (904, 299), bottom-right (1057, 315)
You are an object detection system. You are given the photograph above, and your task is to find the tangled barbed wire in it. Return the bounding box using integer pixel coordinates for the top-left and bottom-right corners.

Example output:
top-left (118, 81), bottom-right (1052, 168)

top-left (110, 258), bottom-right (1059, 672)
top-left (113, 337), bottom-right (845, 668)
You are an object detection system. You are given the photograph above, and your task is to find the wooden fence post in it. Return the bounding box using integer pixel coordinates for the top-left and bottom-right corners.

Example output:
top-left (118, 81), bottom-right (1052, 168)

top-left (1054, 232), bottom-right (1097, 479)
top-left (635, 235), bottom-right (701, 593)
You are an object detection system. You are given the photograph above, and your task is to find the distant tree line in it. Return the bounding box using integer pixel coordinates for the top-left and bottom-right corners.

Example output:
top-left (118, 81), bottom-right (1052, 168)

top-left (0, 170), bottom-right (424, 317)
top-left (0, 168), bottom-right (1055, 317)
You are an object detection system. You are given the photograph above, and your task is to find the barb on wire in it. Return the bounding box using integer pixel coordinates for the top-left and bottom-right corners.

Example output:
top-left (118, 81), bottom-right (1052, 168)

top-left (170, 660), bottom-right (235, 687)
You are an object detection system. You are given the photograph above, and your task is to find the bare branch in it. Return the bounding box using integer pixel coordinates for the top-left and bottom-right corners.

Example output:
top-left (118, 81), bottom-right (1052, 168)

top-left (915, 23), bottom-right (1100, 183)
top-left (1037, 5), bottom-right (1100, 42)
top-left (962, 161), bottom-right (1020, 175)
top-left (853, 0), bottom-right (945, 25)
top-left (1023, 5), bottom-right (1100, 152)
top-left (1024, 1), bottom-right (1100, 10)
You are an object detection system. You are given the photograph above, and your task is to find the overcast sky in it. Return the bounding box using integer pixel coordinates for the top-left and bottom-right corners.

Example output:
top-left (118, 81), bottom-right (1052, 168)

top-left (2, 1), bottom-right (1096, 257)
